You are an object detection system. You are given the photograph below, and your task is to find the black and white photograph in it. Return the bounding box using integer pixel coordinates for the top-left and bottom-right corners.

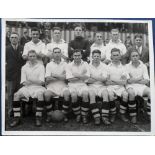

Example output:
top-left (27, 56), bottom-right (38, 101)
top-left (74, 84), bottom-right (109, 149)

top-left (1, 18), bottom-right (155, 135)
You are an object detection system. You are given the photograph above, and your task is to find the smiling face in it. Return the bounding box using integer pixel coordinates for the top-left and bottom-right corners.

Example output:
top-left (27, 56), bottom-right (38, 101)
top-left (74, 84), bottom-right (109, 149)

top-left (92, 52), bottom-right (101, 63)
top-left (31, 30), bottom-right (40, 43)
top-left (135, 37), bottom-right (142, 47)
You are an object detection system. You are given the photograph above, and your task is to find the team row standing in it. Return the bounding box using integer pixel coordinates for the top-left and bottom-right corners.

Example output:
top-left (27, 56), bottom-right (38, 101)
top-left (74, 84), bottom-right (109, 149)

top-left (9, 46), bottom-right (150, 127)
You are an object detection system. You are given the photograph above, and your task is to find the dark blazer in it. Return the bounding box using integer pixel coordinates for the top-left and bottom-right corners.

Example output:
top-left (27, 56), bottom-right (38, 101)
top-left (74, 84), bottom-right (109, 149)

top-left (20, 36), bottom-right (31, 46)
top-left (68, 36), bottom-right (90, 62)
top-left (124, 45), bottom-right (149, 64)
top-left (6, 44), bottom-right (25, 81)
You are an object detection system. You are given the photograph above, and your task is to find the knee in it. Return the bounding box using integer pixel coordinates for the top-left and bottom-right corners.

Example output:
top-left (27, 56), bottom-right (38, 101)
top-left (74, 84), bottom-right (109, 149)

top-left (127, 88), bottom-right (135, 100)
top-left (89, 90), bottom-right (96, 103)
top-left (44, 91), bottom-right (52, 101)
top-left (122, 91), bottom-right (128, 101)
top-left (37, 91), bottom-right (44, 101)
top-left (63, 90), bottom-right (70, 101)
top-left (108, 92), bottom-right (114, 101)
top-left (13, 92), bottom-right (21, 101)
top-left (89, 90), bottom-right (95, 99)
top-left (82, 90), bottom-right (89, 100)
top-left (71, 92), bottom-right (78, 102)
top-left (101, 90), bottom-right (109, 101)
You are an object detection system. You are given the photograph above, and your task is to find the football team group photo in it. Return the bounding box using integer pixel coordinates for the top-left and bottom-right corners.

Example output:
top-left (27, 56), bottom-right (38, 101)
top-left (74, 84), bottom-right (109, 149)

top-left (3, 19), bottom-right (153, 134)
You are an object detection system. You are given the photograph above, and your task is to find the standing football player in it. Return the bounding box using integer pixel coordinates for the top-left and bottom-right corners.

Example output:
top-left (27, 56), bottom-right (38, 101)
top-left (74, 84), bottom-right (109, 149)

top-left (105, 28), bottom-right (127, 65)
top-left (22, 27), bottom-right (46, 63)
top-left (68, 25), bottom-right (90, 62)
top-left (46, 27), bottom-right (69, 62)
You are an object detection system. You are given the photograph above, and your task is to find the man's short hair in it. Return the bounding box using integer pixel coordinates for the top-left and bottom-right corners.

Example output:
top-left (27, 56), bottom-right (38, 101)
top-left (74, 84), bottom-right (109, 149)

top-left (73, 49), bottom-right (82, 54)
top-left (10, 32), bottom-right (19, 37)
top-left (53, 47), bottom-right (61, 52)
top-left (130, 49), bottom-right (140, 56)
top-left (31, 27), bottom-right (40, 33)
top-left (111, 28), bottom-right (119, 33)
top-left (94, 31), bottom-right (103, 37)
top-left (111, 48), bottom-right (120, 54)
top-left (134, 34), bottom-right (143, 39)
top-left (28, 50), bottom-right (37, 56)
top-left (74, 24), bottom-right (83, 31)
top-left (53, 27), bottom-right (62, 32)
top-left (92, 49), bottom-right (101, 55)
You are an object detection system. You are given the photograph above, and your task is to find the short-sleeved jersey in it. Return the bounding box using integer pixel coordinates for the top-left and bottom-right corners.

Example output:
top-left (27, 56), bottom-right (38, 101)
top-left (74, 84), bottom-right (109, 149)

top-left (45, 61), bottom-right (67, 89)
top-left (23, 40), bottom-right (46, 56)
top-left (21, 62), bottom-right (45, 85)
top-left (105, 39), bottom-right (127, 60)
top-left (45, 61), bottom-right (67, 78)
top-left (126, 61), bottom-right (149, 81)
top-left (107, 62), bottom-right (129, 82)
top-left (66, 61), bottom-right (90, 84)
top-left (88, 62), bottom-right (108, 86)
top-left (90, 43), bottom-right (106, 62)
top-left (46, 39), bottom-right (68, 58)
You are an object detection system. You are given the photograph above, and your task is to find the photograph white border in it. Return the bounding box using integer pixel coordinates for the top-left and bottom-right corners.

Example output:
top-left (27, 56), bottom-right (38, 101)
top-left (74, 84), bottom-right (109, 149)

top-left (1, 18), bottom-right (155, 135)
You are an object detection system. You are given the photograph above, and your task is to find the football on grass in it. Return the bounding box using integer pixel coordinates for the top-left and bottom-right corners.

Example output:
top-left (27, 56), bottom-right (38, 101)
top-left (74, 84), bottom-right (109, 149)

top-left (51, 110), bottom-right (64, 122)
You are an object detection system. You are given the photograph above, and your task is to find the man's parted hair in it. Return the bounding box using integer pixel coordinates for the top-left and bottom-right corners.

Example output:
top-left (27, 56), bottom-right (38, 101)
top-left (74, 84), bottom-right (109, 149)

top-left (27, 50), bottom-right (37, 56)
top-left (31, 27), bottom-right (40, 33)
top-left (92, 49), bottom-right (101, 55)
top-left (134, 34), bottom-right (143, 39)
top-left (53, 27), bottom-right (62, 32)
top-left (10, 32), bottom-right (19, 37)
top-left (111, 48), bottom-right (121, 54)
top-left (73, 49), bottom-right (82, 54)
top-left (130, 49), bottom-right (140, 57)
top-left (111, 28), bottom-right (119, 33)
top-left (53, 47), bottom-right (61, 52)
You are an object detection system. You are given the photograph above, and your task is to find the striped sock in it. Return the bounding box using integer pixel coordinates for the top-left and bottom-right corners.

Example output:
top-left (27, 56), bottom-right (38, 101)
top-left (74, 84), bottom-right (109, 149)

top-left (101, 101), bottom-right (110, 118)
top-left (147, 99), bottom-right (150, 116)
top-left (120, 100), bottom-right (127, 115)
top-left (62, 100), bottom-right (70, 115)
top-left (72, 102), bottom-right (81, 116)
top-left (109, 101), bottom-right (116, 116)
top-left (36, 101), bottom-right (44, 117)
top-left (128, 100), bottom-right (137, 117)
top-left (81, 102), bottom-right (89, 117)
top-left (46, 101), bottom-right (53, 115)
top-left (90, 103), bottom-right (100, 119)
top-left (13, 101), bottom-right (21, 118)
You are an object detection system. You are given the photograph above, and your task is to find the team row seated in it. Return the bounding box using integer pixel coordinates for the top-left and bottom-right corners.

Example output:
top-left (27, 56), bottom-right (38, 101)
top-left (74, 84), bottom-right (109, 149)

top-left (9, 47), bottom-right (150, 127)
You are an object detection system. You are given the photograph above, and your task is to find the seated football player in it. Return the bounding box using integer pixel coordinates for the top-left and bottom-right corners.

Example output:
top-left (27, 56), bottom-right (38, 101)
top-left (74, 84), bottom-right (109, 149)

top-left (126, 50), bottom-right (150, 124)
top-left (87, 50), bottom-right (110, 125)
top-left (10, 50), bottom-right (46, 127)
top-left (44, 47), bottom-right (70, 122)
top-left (106, 48), bottom-right (129, 123)
top-left (66, 49), bottom-right (90, 124)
